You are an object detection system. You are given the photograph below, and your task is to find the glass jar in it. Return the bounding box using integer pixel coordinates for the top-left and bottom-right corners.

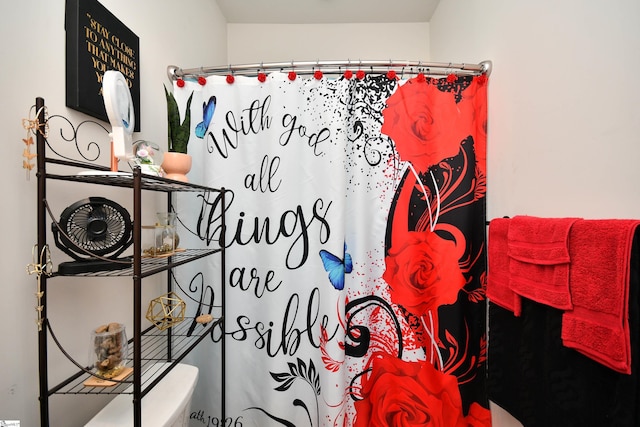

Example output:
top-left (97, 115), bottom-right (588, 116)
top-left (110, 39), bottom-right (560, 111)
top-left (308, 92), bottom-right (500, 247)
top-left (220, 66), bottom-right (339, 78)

top-left (90, 323), bottom-right (127, 378)
top-left (156, 212), bottom-right (179, 253)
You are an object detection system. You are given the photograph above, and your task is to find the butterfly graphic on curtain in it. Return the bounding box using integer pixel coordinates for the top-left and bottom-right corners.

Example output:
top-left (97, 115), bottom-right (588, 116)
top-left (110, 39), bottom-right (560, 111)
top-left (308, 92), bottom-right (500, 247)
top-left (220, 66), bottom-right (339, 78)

top-left (195, 96), bottom-right (216, 138)
top-left (319, 243), bottom-right (352, 290)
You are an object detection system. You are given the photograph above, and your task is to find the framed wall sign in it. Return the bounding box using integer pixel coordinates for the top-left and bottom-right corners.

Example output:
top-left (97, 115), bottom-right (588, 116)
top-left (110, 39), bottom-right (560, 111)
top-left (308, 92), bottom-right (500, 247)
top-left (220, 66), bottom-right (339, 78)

top-left (65, 0), bottom-right (140, 131)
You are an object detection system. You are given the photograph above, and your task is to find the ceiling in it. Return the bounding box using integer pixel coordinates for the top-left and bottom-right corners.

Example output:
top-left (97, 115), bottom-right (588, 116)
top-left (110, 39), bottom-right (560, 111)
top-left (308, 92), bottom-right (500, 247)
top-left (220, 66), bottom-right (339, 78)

top-left (215, 0), bottom-right (441, 24)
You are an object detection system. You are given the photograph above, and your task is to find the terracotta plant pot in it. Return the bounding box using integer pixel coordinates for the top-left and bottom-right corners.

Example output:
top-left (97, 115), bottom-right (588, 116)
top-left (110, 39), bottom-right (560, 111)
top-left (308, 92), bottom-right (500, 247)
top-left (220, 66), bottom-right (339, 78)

top-left (161, 152), bottom-right (192, 182)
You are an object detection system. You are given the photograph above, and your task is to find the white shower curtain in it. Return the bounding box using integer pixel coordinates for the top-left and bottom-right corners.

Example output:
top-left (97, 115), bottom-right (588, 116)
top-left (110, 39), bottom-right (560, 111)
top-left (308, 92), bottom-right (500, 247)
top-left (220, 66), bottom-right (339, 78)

top-left (172, 70), bottom-right (491, 427)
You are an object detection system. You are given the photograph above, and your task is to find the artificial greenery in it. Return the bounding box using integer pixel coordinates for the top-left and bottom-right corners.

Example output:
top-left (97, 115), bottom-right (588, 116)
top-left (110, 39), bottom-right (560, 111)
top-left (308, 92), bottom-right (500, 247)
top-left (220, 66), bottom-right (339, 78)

top-left (164, 85), bottom-right (193, 153)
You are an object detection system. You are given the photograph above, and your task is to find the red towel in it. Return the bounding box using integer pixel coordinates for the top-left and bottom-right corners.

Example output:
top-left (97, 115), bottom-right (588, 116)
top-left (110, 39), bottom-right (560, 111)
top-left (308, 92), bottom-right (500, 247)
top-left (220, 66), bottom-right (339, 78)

top-left (561, 219), bottom-right (640, 374)
top-left (507, 216), bottom-right (579, 310)
top-left (487, 218), bottom-right (521, 316)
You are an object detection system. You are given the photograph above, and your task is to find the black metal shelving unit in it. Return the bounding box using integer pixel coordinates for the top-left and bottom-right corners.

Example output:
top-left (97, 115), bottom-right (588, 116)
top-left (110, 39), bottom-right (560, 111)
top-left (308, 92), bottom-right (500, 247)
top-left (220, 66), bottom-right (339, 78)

top-left (33, 97), bottom-right (226, 427)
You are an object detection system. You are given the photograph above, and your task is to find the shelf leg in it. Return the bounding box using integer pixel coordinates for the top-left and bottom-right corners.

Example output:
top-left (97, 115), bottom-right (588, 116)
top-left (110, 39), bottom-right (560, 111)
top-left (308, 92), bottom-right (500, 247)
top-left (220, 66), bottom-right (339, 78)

top-left (133, 166), bottom-right (142, 427)
top-left (36, 97), bottom-right (50, 427)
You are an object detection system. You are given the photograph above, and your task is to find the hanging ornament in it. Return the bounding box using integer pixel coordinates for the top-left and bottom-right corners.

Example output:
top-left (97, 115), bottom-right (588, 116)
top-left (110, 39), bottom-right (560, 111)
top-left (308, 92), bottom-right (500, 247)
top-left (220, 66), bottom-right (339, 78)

top-left (356, 70), bottom-right (366, 80)
top-left (22, 136), bottom-right (35, 178)
top-left (258, 72), bottom-right (267, 83)
top-left (387, 70), bottom-right (397, 80)
top-left (344, 70), bottom-right (353, 80)
top-left (226, 74), bottom-right (235, 84)
top-left (314, 70), bottom-right (323, 80)
top-left (288, 71), bottom-right (297, 81)
top-left (198, 76), bottom-right (207, 86)
top-left (21, 106), bottom-right (47, 180)
top-left (176, 79), bottom-right (185, 88)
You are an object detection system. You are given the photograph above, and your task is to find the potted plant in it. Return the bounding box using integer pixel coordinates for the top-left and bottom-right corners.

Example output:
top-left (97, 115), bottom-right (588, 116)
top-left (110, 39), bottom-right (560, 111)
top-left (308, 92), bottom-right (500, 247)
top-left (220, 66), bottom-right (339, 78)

top-left (161, 85), bottom-right (194, 182)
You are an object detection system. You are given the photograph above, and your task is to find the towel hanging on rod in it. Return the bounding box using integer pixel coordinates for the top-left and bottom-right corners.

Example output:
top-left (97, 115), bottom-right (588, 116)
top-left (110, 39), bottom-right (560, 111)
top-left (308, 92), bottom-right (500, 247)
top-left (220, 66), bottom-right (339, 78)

top-left (167, 59), bottom-right (492, 81)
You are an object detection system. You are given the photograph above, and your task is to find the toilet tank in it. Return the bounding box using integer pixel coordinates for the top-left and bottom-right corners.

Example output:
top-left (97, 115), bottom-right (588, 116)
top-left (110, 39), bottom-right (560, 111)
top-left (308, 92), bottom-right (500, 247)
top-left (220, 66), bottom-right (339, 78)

top-left (85, 362), bottom-right (199, 427)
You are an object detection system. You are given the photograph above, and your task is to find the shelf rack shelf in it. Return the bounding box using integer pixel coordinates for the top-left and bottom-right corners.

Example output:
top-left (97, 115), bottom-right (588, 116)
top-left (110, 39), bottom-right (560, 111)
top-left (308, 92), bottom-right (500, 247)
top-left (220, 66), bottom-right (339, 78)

top-left (52, 248), bottom-right (221, 278)
top-left (33, 97), bottom-right (226, 427)
top-left (47, 318), bottom-right (221, 397)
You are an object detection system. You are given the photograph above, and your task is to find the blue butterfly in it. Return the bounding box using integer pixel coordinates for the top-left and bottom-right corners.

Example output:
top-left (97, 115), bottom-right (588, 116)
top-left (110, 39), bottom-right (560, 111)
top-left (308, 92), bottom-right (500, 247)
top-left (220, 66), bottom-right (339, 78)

top-left (319, 243), bottom-right (353, 291)
top-left (195, 96), bottom-right (216, 139)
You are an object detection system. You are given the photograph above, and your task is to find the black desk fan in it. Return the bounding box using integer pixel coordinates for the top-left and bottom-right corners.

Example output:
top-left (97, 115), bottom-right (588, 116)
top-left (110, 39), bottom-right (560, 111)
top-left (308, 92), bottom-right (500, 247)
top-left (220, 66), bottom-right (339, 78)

top-left (52, 70), bottom-right (135, 275)
top-left (52, 196), bottom-right (133, 274)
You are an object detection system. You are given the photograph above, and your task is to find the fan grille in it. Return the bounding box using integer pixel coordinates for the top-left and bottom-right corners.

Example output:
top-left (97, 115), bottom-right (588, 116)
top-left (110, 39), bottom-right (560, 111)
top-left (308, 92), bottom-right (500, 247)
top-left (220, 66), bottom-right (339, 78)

top-left (65, 205), bottom-right (128, 252)
top-left (56, 197), bottom-right (132, 258)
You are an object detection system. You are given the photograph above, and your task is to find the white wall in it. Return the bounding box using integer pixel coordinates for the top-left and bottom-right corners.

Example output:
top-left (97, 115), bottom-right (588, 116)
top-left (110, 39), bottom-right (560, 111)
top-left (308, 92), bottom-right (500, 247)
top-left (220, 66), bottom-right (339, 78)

top-left (430, 1), bottom-right (640, 426)
top-left (0, 1), bottom-right (226, 425)
top-left (226, 23), bottom-right (429, 64)
top-left (431, 0), bottom-right (640, 221)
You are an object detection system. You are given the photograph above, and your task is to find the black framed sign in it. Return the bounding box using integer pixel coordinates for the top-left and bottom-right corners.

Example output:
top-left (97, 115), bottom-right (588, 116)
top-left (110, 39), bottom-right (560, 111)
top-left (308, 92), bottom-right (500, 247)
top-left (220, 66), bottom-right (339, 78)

top-left (65, 0), bottom-right (140, 131)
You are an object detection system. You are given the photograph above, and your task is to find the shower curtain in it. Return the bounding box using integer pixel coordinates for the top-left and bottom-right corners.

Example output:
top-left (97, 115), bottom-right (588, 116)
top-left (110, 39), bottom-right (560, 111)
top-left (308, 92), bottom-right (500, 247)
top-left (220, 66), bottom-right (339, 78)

top-left (172, 69), bottom-right (490, 427)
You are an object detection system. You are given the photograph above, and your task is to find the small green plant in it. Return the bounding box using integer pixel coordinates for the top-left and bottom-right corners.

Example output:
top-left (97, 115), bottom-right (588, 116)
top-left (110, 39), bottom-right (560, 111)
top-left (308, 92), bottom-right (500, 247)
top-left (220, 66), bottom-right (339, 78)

top-left (164, 85), bottom-right (193, 153)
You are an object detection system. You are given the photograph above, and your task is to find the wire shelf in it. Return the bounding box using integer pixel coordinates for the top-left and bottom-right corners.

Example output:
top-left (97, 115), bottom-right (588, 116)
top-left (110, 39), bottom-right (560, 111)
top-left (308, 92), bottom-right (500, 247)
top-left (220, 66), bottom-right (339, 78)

top-left (45, 169), bottom-right (220, 193)
top-left (52, 248), bottom-right (222, 278)
top-left (48, 318), bottom-right (221, 396)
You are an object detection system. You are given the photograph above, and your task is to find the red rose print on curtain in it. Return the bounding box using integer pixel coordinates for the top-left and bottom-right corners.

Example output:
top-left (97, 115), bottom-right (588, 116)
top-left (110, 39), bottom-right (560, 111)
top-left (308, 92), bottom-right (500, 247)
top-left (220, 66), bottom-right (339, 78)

top-left (383, 231), bottom-right (465, 316)
top-left (354, 353), bottom-right (491, 427)
top-left (381, 78), bottom-right (473, 173)
top-left (383, 230), bottom-right (466, 357)
top-left (354, 74), bottom-right (491, 426)
top-left (381, 75), bottom-right (488, 180)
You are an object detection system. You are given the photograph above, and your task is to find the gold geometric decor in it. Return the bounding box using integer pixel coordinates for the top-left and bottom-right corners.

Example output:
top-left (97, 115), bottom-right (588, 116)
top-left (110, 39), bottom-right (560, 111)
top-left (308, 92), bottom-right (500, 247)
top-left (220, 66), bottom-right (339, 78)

top-left (145, 291), bottom-right (186, 331)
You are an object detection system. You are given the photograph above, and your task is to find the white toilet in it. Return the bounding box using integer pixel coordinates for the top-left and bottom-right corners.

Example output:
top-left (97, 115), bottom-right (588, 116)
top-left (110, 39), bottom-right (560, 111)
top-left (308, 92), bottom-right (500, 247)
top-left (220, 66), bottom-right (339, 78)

top-left (85, 363), bottom-right (199, 427)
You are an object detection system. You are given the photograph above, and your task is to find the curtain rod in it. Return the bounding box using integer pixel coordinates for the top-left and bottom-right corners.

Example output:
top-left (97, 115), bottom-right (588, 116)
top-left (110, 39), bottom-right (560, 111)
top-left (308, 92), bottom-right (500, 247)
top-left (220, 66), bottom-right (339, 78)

top-left (167, 60), bottom-right (492, 81)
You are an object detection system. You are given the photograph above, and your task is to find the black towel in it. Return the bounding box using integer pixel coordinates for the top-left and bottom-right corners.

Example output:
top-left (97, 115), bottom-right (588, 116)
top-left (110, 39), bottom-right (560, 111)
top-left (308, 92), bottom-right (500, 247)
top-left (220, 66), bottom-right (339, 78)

top-left (487, 231), bottom-right (640, 427)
